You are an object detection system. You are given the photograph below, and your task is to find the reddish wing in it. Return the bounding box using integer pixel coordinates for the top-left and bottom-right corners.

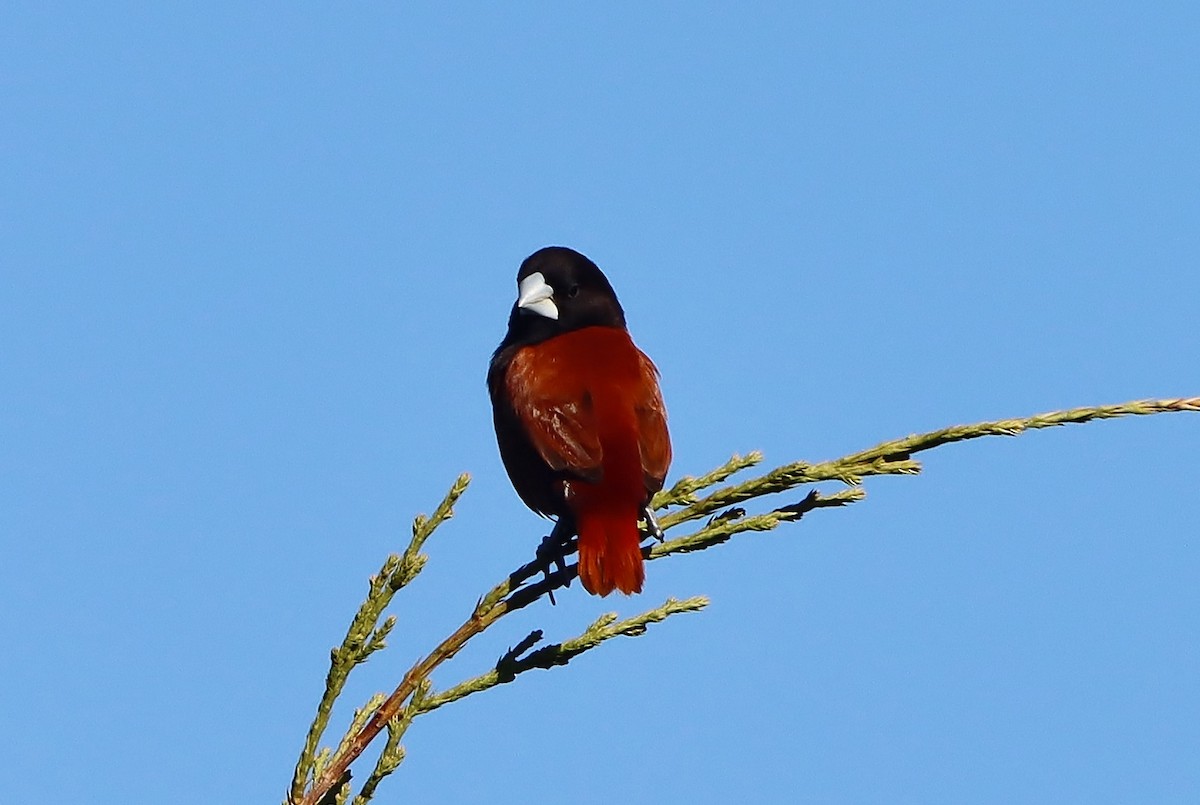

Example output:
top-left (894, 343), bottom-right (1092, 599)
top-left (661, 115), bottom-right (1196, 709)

top-left (634, 350), bottom-right (671, 493)
top-left (505, 349), bottom-right (604, 482)
top-left (505, 338), bottom-right (671, 495)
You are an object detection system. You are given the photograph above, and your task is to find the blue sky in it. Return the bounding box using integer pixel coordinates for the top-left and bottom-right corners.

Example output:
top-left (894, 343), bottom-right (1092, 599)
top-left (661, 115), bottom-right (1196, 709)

top-left (3, 3), bottom-right (1198, 803)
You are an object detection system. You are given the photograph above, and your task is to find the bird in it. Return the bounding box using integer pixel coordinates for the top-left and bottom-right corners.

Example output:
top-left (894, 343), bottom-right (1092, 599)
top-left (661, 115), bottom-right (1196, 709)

top-left (488, 246), bottom-right (671, 596)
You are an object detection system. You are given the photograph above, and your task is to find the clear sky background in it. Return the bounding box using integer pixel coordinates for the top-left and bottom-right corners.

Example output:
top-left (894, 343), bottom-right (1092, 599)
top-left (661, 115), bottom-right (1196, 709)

top-left (3, 3), bottom-right (1198, 803)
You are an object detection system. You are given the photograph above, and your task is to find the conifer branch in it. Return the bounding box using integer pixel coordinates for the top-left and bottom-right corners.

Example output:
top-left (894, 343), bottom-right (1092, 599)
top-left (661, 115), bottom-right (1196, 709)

top-left (657, 397), bottom-right (1200, 530)
top-left (288, 474), bottom-right (470, 804)
top-left (288, 397), bottom-right (1198, 805)
top-left (414, 596), bottom-right (708, 717)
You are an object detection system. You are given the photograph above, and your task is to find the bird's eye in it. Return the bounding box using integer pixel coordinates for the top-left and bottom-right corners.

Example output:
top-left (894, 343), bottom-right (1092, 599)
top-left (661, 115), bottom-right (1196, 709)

top-left (566, 284), bottom-right (581, 299)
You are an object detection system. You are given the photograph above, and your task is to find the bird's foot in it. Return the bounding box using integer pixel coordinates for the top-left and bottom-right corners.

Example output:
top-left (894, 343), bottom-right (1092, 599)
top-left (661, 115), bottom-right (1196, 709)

top-left (641, 505), bottom-right (665, 542)
top-left (535, 520), bottom-right (575, 604)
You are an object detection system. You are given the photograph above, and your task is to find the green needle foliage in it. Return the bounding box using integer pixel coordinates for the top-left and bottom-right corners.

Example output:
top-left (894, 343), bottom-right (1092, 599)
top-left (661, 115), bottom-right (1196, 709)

top-left (287, 397), bottom-right (1199, 805)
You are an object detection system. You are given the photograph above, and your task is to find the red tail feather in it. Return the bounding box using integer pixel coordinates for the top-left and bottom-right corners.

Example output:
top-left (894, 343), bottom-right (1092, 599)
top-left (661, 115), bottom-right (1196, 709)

top-left (576, 507), bottom-right (644, 596)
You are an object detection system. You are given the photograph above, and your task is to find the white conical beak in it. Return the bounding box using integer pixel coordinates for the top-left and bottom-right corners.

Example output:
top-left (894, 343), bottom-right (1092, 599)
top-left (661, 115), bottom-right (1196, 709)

top-left (516, 271), bottom-right (559, 320)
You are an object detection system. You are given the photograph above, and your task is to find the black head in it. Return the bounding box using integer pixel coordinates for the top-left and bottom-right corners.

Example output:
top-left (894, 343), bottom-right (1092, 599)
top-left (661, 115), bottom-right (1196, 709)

top-left (499, 246), bottom-right (627, 349)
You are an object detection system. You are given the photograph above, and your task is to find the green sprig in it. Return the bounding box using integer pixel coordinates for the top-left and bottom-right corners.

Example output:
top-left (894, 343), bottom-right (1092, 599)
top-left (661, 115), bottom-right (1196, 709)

top-left (288, 474), bottom-right (470, 804)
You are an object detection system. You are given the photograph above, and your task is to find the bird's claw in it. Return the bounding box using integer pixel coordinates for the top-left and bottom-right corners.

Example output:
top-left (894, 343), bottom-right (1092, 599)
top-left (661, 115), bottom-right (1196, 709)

top-left (535, 521), bottom-right (574, 604)
top-left (535, 533), bottom-right (569, 575)
top-left (641, 505), bottom-right (665, 542)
